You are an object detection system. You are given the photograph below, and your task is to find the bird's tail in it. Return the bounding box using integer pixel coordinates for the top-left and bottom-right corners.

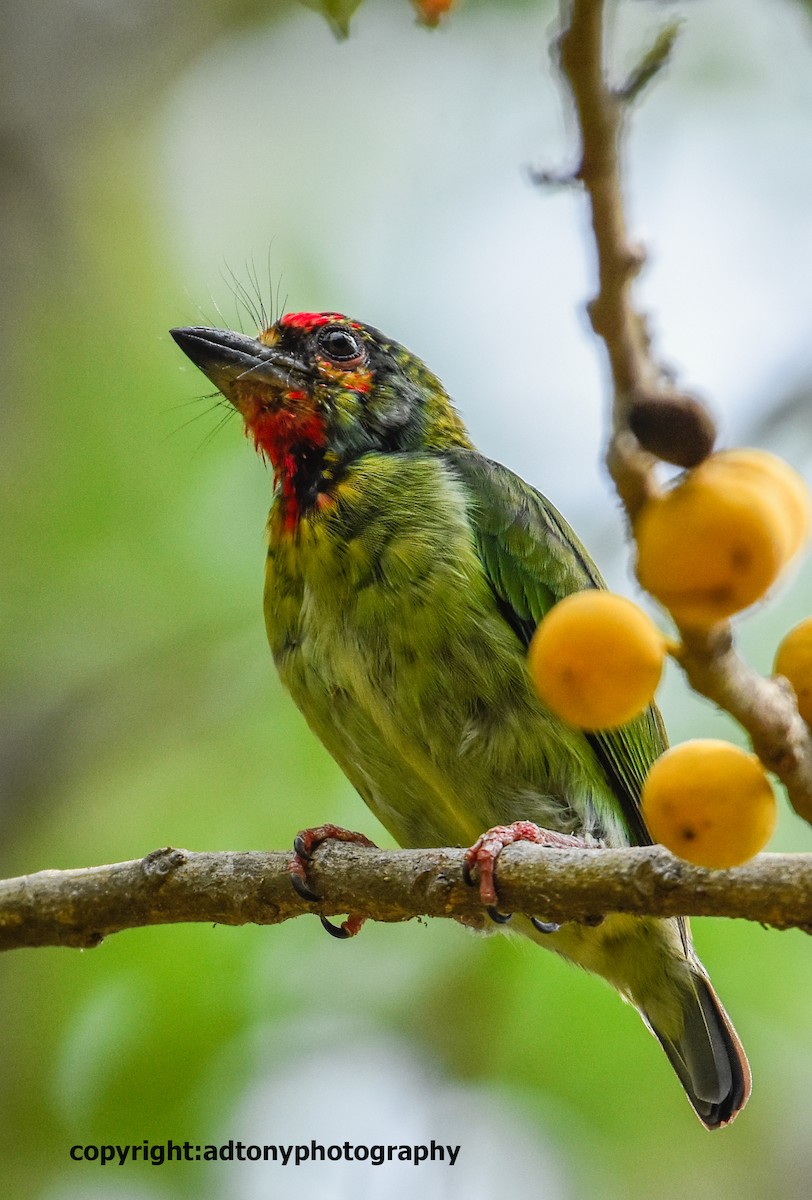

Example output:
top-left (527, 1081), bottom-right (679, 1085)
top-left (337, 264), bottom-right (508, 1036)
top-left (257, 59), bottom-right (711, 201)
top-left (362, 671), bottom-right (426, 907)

top-left (647, 964), bottom-right (751, 1129)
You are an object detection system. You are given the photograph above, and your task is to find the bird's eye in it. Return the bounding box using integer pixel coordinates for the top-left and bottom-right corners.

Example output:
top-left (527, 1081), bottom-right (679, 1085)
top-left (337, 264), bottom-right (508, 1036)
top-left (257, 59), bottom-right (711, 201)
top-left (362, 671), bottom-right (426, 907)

top-left (317, 325), bottom-right (366, 366)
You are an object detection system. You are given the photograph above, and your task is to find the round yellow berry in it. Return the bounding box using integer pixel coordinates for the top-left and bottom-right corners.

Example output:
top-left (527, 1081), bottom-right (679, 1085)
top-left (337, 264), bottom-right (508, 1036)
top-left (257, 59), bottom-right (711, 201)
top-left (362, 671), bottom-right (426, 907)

top-left (774, 617), bottom-right (812, 727)
top-left (642, 739), bottom-right (776, 868)
top-left (528, 591), bottom-right (665, 731)
top-left (635, 453), bottom-right (797, 627)
top-left (699, 449), bottom-right (810, 561)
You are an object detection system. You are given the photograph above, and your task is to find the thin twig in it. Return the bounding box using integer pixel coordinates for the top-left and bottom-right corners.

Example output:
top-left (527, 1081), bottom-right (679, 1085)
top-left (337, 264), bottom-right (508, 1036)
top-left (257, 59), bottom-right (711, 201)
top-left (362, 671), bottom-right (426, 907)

top-left (675, 628), bottom-right (812, 820)
top-left (616, 22), bottom-right (681, 104)
top-left (557, 0), bottom-right (660, 515)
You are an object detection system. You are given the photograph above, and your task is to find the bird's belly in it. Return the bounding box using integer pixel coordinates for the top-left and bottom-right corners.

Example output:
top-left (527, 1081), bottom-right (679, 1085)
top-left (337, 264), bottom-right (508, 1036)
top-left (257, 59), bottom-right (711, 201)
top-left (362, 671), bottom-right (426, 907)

top-left (264, 456), bottom-right (618, 849)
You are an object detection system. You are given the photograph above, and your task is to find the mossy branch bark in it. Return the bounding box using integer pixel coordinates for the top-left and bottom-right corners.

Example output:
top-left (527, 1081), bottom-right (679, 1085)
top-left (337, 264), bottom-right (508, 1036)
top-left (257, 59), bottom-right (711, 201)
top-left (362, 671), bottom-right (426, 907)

top-left (553, 0), bottom-right (812, 824)
top-left (3, 843), bottom-right (812, 951)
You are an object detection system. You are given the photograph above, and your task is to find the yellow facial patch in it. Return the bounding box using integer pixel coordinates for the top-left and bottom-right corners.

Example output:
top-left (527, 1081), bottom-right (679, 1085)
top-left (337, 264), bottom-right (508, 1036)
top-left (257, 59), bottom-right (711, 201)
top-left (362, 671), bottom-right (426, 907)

top-left (258, 326), bottom-right (281, 347)
top-left (317, 359), bottom-right (372, 394)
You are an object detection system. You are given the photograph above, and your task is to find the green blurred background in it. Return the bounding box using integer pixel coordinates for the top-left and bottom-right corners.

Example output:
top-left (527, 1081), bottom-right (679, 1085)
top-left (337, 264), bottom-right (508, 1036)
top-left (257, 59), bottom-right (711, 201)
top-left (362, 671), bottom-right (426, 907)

top-left (3, 0), bottom-right (812, 1195)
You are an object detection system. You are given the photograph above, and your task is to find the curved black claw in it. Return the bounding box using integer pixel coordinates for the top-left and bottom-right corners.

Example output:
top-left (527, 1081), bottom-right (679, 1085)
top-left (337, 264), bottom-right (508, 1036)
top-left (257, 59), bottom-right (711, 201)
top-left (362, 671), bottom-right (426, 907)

top-left (531, 917), bottom-right (561, 935)
top-left (320, 915), bottom-right (351, 939)
top-left (290, 873), bottom-right (321, 903)
top-left (293, 833), bottom-right (313, 860)
top-left (462, 858), bottom-right (475, 887)
top-left (487, 906), bottom-right (513, 925)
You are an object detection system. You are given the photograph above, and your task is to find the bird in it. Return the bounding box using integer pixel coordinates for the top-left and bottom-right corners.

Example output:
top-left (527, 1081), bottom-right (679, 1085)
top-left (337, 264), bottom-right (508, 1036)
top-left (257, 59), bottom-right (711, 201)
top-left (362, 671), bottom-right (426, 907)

top-left (170, 310), bottom-right (750, 1128)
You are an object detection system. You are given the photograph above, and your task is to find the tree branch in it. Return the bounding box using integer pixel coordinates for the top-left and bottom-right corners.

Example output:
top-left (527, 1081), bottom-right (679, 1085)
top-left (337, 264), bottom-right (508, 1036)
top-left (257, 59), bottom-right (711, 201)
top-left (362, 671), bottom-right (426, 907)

top-left (553, 0), bottom-right (812, 824)
top-left (3, 843), bottom-right (812, 951)
top-left (675, 627), bottom-right (812, 819)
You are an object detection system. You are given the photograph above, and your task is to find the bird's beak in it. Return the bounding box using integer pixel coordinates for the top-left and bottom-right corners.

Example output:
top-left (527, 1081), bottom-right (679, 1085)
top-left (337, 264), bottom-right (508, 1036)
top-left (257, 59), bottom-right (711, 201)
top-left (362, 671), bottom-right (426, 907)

top-left (170, 327), bottom-right (305, 406)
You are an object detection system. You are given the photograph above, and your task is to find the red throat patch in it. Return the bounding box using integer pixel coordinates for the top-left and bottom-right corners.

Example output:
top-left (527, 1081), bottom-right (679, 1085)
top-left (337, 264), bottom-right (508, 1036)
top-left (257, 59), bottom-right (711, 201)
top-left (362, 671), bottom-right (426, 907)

top-left (242, 394), bottom-right (327, 532)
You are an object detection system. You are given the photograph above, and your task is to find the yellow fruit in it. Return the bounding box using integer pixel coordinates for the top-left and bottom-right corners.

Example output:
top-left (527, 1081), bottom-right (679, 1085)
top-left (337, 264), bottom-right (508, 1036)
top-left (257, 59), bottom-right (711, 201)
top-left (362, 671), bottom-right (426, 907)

top-left (528, 591), bottom-right (665, 731)
top-left (699, 449), bottom-right (810, 560)
top-left (634, 450), bottom-right (805, 627)
top-left (774, 617), bottom-right (812, 727)
top-left (642, 739), bottom-right (776, 868)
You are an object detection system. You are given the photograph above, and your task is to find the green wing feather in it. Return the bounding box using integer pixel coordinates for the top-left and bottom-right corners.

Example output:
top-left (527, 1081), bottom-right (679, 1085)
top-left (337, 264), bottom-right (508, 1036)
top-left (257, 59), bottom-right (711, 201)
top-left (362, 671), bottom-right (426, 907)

top-left (445, 447), bottom-right (667, 847)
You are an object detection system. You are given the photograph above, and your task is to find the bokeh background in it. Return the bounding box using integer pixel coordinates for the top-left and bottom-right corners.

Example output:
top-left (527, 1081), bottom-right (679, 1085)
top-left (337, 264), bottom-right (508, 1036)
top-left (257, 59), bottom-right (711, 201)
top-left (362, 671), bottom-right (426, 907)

top-left (3, 0), bottom-right (812, 1195)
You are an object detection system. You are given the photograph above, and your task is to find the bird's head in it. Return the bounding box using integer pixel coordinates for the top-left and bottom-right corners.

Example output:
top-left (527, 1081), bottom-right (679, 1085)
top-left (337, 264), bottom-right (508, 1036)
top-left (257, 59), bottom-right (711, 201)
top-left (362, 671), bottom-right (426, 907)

top-left (171, 312), bottom-right (471, 521)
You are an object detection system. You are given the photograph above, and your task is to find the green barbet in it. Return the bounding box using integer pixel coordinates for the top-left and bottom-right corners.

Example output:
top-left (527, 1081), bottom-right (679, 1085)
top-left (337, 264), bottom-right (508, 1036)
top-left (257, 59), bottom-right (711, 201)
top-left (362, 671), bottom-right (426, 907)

top-left (171, 311), bottom-right (750, 1128)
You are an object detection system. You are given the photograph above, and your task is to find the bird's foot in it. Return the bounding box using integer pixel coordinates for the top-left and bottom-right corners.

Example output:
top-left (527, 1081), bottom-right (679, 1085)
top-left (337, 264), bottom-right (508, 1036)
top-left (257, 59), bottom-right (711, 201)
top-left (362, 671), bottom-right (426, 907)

top-left (288, 823), bottom-right (377, 940)
top-left (463, 821), bottom-right (589, 929)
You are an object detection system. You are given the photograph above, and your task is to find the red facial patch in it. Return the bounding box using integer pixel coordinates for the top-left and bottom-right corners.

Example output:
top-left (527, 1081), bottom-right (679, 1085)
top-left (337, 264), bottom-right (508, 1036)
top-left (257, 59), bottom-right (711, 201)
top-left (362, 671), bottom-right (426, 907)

top-left (279, 311), bottom-right (347, 330)
top-left (247, 402), bottom-right (325, 466)
top-left (242, 394), bottom-right (327, 532)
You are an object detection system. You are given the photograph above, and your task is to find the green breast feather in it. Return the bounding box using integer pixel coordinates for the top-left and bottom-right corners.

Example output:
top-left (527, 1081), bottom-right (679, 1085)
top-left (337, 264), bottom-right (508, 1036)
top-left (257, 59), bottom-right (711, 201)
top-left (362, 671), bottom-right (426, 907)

top-left (264, 447), bottom-right (664, 851)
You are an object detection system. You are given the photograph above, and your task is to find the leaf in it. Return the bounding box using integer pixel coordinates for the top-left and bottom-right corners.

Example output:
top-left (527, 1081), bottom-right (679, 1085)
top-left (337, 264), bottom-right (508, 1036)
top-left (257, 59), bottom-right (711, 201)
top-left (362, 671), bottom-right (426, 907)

top-left (298, 0), bottom-right (364, 38)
